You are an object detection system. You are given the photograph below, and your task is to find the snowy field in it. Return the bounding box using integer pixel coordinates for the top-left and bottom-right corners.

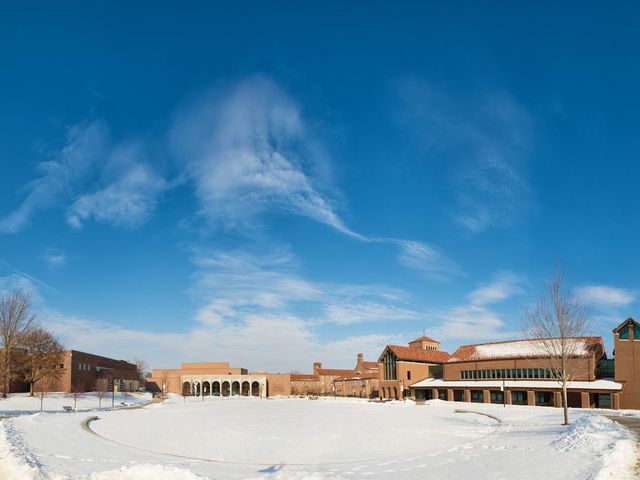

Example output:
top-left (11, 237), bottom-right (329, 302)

top-left (0, 392), bottom-right (152, 416)
top-left (0, 395), bottom-right (637, 480)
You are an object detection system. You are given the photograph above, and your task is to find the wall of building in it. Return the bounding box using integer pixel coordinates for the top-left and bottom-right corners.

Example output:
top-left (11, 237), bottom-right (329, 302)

top-left (379, 361), bottom-right (433, 399)
top-left (614, 323), bottom-right (640, 409)
top-left (443, 356), bottom-right (596, 382)
top-left (266, 374), bottom-right (292, 396)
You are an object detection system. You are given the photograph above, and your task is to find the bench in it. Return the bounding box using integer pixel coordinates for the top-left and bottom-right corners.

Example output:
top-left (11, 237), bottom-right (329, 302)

top-left (63, 406), bottom-right (75, 412)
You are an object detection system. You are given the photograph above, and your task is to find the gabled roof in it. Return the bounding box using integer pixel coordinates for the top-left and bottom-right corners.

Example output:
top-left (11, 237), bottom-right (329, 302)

top-left (361, 361), bottom-right (379, 370)
top-left (409, 335), bottom-right (440, 344)
top-left (448, 337), bottom-right (603, 363)
top-left (612, 317), bottom-right (640, 333)
top-left (381, 345), bottom-right (450, 364)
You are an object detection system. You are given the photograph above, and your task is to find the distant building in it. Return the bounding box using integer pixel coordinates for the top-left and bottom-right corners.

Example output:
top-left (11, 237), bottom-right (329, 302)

top-left (38, 350), bottom-right (140, 393)
top-left (291, 353), bottom-right (380, 398)
top-left (146, 362), bottom-right (291, 398)
top-left (613, 317), bottom-right (640, 409)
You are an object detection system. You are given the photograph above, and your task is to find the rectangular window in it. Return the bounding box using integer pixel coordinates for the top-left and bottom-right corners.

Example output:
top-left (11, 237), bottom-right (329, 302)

top-left (407, 371), bottom-right (411, 380)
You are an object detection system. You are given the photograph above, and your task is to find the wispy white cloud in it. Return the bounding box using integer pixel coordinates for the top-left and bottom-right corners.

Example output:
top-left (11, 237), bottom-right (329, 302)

top-left (0, 122), bottom-right (169, 232)
top-left (394, 239), bottom-right (462, 280)
top-left (577, 285), bottom-right (637, 307)
top-left (467, 272), bottom-right (525, 306)
top-left (40, 249), bottom-right (67, 268)
top-left (395, 77), bottom-right (533, 233)
top-left (171, 75), bottom-right (363, 240)
top-left (0, 120), bottom-right (109, 233)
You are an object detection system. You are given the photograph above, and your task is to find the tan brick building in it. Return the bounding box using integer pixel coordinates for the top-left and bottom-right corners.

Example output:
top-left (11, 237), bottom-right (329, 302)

top-left (411, 336), bottom-right (622, 409)
top-left (146, 361), bottom-right (292, 398)
top-left (291, 353), bottom-right (380, 398)
top-left (613, 317), bottom-right (640, 409)
top-left (378, 336), bottom-right (450, 400)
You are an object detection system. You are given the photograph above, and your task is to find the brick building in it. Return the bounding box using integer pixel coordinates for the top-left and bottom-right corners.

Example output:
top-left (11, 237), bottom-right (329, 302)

top-left (291, 353), bottom-right (380, 398)
top-left (146, 361), bottom-right (291, 398)
top-left (410, 336), bottom-right (620, 408)
top-left (40, 350), bottom-right (140, 393)
top-left (378, 336), bottom-right (450, 400)
top-left (613, 317), bottom-right (640, 409)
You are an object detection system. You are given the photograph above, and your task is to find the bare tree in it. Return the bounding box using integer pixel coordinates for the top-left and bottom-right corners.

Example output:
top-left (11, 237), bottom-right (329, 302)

top-left (0, 291), bottom-right (36, 398)
top-left (67, 386), bottom-right (84, 411)
top-left (522, 270), bottom-right (592, 425)
top-left (132, 357), bottom-right (149, 385)
top-left (36, 376), bottom-right (56, 411)
top-left (21, 327), bottom-right (64, 396)
top-left (95, 379), bottom-right (109, 408)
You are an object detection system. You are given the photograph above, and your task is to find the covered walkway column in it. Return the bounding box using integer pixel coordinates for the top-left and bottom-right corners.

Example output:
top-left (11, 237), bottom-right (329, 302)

top-left (527, 390), bottom-right (535, 406)
top-left (483, 389), bottom-right (490, 404)
top-left (580, 392), bottom-right (590, 408)
top-left (447, 389), bottom-right (454, 401)
top-left (505, 390), bottom-right (512, 405)
top-left (464, 389), bottom-right (471, 402)
top-left (553, 391), bottom-right (562, 408)
top-left (431, 388), bottom-right (438, 400)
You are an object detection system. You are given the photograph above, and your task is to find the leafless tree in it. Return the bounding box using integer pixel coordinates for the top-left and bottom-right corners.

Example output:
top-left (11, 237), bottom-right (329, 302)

top-left (132, 357), bottom-right (149, 385)
top-left (21, 327), bottom-right (64, 396)
top-left (95, 379), bottom-right (109, 408)
top-left (0, 291), bottom-right (36, 398)
top-left (36, 376), bottom-right (56, 411)
top-left (67, 386), bottom-right (84, 410)
top-left (522, 270), bottom-right (592, 425)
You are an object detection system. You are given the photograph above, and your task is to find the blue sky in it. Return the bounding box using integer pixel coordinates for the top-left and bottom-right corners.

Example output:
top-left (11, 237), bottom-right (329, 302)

top-left (1, 2), bottom-right (639, 372)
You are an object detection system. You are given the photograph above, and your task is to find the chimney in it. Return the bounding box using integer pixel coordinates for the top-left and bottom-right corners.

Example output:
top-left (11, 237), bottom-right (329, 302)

top-left (313, 362), bottom-right (322, 373)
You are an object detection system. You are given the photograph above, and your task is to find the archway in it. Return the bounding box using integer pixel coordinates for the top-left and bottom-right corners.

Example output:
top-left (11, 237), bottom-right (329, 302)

top-left (182, 381), bottom-right (191, 396)
top-left (194, 382), bottom-right (201, 396)
top-left (202, 381), bottom-right (210, 396)
top-left (232, 381), bottom-right (240, 396)
top-left (393, 387), bottom-right (398, 400)
top-left (222, 381), bottom-right (230, 396)
top-left (212, 381), bottom-right (220, 396)
top-left (251, 381), bottom-right (260, 396)
top-left (242, 381), bottom-right (250, 396)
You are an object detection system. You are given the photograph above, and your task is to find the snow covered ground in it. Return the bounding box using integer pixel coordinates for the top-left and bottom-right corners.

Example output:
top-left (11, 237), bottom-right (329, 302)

top-left (0, 392), bottom-right (152, 416)
top-left (0, 395), bottom-right (637, 479)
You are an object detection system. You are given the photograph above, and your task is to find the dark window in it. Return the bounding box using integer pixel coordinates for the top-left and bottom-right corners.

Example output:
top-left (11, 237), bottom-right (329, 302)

top-left (407, 371), bottom-right (411, 380)
top-left (634, 325), bottom-right (640, 340)
top-left (620, 327), bottom-right (630, 340)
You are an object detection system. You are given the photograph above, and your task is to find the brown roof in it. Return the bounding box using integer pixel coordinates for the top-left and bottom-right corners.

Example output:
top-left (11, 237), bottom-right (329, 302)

top-left (361, 361), bottom-right (379, 370)
top-left (316, 368), bottom-right (355, 377)
top-left (290, 374), bottom-right (318, 381)
top-left (384, 345), bottom-right (450, 363)
top-left (409, 335), bottom-right (440, 344)
top-left (334, 373), bottom-right (379, 382)
top-left (448, 337), bottom-right (603, 363)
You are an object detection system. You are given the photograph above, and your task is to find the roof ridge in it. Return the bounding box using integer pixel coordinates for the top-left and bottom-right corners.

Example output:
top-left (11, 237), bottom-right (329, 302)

top-left (453, 336), bottom-right (602, 350)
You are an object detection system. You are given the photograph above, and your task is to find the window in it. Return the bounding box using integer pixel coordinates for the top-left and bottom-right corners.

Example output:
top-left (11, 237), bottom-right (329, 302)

top-left (620, 327), bottom-right (630, 340)
top-left (382, 351), bottom-right (397, 380)
top-left (634, 325), bottom-right (640, 340)
top-left (407, 371), bottom-right (411, 380)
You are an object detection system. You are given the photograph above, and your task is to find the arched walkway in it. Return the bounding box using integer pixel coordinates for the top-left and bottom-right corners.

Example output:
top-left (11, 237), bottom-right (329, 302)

top-left (182, 381), bottom-right (191, 396)
top-left (232, 381), bottom-right (240, 396)
top-left (393, 387), bottom-right (398, 400)
top-left (202, 381), bottom-right (210, 396)
top-left (242, 381), bottom-right (250, 396)
top-left (251, 381), bottom-right (260, 396)
top-left (212, 381), bottom-right (220, 396)
top-left (222, 381), bottom-right (230, 396)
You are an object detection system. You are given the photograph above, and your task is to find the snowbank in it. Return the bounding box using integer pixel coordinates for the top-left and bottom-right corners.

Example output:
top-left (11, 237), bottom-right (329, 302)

top-left (551, 414), bottom-right (637, 478)
top-left (89, 464), bottom-right (209, 480)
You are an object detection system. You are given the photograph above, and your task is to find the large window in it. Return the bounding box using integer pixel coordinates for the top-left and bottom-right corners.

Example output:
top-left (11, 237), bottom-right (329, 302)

top-left (459, 368), bottom-right (553, 381)
top-left (634, 325), bottom-right (640, 340)
top-left (382, 351), bottom-right (397, 380)
top-left (620, 327), bottom-right (630, 340)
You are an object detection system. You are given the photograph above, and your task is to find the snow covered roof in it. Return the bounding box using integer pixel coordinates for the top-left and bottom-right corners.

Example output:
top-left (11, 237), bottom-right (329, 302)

top-left (410, 377), bottom-right (622, 391)
top-left (448, 337), bottom-right (603, 363)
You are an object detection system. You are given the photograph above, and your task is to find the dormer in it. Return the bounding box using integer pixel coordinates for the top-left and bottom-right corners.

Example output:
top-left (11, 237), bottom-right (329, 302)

top-left (613, 317), bottom-right (640, 341)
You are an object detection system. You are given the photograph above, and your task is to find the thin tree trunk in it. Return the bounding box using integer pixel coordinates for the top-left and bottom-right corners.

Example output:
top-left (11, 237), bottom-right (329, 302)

top-left (29, 382), bottom-right (34, 397)
top-left (562, 383), bottom-right (569, 426)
